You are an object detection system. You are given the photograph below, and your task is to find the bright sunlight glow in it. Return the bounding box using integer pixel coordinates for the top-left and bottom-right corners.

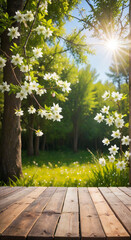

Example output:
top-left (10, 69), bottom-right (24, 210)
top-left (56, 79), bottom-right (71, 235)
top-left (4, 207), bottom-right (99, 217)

top-left (105, 38), bottom-right (120, 51)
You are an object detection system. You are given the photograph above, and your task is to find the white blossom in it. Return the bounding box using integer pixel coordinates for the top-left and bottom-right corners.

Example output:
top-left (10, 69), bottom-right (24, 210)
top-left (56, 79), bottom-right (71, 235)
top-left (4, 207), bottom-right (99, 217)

top-left (102, 90), bottom-right (110, 100)
top-left (24, 11), bottom-right (34, 22)
top-left (51, 72), bottom-right (59, 81)
top-left (45, 28), bottom-right (53, 38)
top-left (29, 81), bottom-right (39, 92)
top-left (20, 65), bottom-right (30, 72)
top-left (122, 136), bottom-right (129, 146)
top-left (51, 103), bottom-right (62, 113)
top-left (36, 88), bottom-right (47, 96)
top-left (36, 25), bottom-right (46, 35)
top-left (114, 112), bottom-right (124, 119)
top-left (21, 82), bottom-right (32, 94)
top-left (39, 1), bottom-right (48, 12)
top-left (28, 105), bottom-right (36, 114)
top-left (53, 113), bottom-right (63, 122)
top-left (108, 155), bottom-right (115, 162)
top-left (99, 157), bottom-right (106, 166)
top-left (25, 75), bottom-right (31, 82)
top-left (8, 26), bottom-right (20, 39)
top-left (112, 91), bottom-right (123, 101)
top-left (16, 90), bottom-right (28, 100)
top-left (111, 130), bottom-right (121, 139)
top-left (105, 116), bottom-right (114, 126)
top-left (116, 161), bottom-right (126, 170)
top-left (44, 73), bottom-right (52, 80)
top-left (14, 11), bottom-right (25, 23)
top-left (38, 109), bottom-right (47, 118)
top-left (94, 113), bottom-right (104, 123)
top-left (125, 151), bottom-right (129, 159)
top-left (0, 57), bottom-right (6, 68)
top-left (101, 106), bottom-right (109, 114)
top-left (108, 144), bottom-right (119, 155)
top-left (61, 81), bottom-right (71, 93)
top-left (102, 138), bottom-right (110, 146)
top-left (35, 130), bottom-right (43, 137)
top-left (115, 118), bottom-right (124, 128)
top-left (33, 47), bottom-right (43, 58)
top-left (45, 112), bottom-right (53, 120)
top-left (0, 81), bottom-right (10, 92)
top-left (15, 108), bottom-right (23, 117)
top-left (11, 54), bottom-right (23, 66)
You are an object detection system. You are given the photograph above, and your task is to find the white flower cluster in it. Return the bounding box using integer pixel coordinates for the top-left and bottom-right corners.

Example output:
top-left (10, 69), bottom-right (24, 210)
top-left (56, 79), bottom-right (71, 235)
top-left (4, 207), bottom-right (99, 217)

top-left (35, 103), bottom-right (63, 122)
top-left (36, 25), bottom-right (52, 38)
top-left (0, 4), bottom-right (70, 139)
top-left (43, 72), bottom-right (71, 93)
top-left (95, 90), bottom-right (129, 170)
top-left (0, 57), bottom-right (6, 68)
top-left (15, 10), bottom-right (34, 23)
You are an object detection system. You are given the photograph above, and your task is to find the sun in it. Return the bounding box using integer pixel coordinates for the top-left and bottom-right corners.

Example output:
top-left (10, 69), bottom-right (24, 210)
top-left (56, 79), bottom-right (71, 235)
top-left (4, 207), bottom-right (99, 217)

top-left (105, 38), bottom-right (120, 51)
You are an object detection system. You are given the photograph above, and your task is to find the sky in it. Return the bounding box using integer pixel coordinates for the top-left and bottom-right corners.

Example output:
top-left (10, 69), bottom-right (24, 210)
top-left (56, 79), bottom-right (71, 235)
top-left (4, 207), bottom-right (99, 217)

top-left (64, 0), bottom-right (126, 83)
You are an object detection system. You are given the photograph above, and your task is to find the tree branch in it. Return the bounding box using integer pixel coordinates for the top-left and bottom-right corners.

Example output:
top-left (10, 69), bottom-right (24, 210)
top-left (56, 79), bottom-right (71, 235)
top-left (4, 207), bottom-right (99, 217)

top-left (23, 0), bottom-right (41, 55)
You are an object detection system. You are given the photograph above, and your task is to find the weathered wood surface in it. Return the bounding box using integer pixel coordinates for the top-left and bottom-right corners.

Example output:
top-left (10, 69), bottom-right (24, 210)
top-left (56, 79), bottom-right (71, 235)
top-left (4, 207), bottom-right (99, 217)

top-left (0, 187), bottom-right (130, 240)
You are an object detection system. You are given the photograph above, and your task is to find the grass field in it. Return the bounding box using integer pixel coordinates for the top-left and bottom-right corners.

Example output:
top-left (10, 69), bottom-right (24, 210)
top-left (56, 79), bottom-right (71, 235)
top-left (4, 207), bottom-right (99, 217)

top-left (5, 150), bottom-right (129, 187)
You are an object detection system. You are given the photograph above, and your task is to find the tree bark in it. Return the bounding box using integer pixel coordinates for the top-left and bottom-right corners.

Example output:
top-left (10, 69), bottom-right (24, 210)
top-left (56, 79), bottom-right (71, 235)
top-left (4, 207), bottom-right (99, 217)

top-left (129, 0), bottom-right (131, 185)
top-left (73, 117), bottom-right (79, 153)
top-left (0, 0), bottom-right (24, 182)
top-left (27, 115), bottom-right (34, 156)
top-left (35, 136), bottom-right (40, 156)
top-left (41, 134), bottom-right (46, 151)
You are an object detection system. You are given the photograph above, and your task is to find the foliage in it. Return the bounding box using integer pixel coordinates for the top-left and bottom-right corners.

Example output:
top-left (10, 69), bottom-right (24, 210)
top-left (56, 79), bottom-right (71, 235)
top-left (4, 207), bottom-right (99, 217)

top-left (0, 150), bottom-right (129, 187)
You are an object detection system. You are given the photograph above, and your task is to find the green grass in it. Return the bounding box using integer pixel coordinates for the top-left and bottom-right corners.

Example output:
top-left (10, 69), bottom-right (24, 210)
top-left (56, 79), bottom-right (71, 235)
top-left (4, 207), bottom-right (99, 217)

top-left (4, 150), bottom-right (129, 187)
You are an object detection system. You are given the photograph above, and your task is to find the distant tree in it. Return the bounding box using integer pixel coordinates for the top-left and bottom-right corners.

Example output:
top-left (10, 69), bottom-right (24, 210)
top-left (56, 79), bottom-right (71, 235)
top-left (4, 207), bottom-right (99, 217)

top-left (67, 65), bottom-right (97, 152)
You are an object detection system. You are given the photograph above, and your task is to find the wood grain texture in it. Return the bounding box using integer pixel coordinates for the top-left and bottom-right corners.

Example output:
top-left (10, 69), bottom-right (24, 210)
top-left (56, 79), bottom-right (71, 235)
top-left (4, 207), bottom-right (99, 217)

top-left (55, 212), bottom-right (79, 239)
top-left (0, 187), bottom-right (21, 199)
top-left (99, 187), bottom-right (131, 235)
top-left (55, 187), bottom-right (79, 239)
top-left (109, 187), bottom-right (131, 210)
top-left (0, 187), bottom-right (46, 234)
top-left (88, 187), bottom-right (129, 239)
top-left (0, 187), bottom-right (130, 240)
top-left (0, 187), bottom-right (35, 213)
top-left (1, 187), bottom-right (56, 240)
top-left (78, 187), bottom-right (105, 239)
top-left (118, 187), bottom-right (131, 197)
top-left (62, 187), bottom-right (78, 213)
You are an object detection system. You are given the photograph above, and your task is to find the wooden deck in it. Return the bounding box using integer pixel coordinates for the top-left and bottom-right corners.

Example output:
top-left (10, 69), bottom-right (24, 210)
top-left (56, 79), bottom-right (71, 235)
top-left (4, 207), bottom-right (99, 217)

top-left (0, 187), bottom-right (131, 240)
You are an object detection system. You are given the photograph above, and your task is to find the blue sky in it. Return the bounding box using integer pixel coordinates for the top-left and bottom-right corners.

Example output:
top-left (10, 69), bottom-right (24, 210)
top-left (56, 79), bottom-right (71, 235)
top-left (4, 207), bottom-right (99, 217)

top-left (64, 0), bottom-right (119, 83)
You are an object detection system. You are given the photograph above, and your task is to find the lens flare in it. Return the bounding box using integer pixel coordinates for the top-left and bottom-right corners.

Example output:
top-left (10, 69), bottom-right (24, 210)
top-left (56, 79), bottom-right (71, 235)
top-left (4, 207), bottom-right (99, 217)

top-left (105, 38), bottom-right (119, 51)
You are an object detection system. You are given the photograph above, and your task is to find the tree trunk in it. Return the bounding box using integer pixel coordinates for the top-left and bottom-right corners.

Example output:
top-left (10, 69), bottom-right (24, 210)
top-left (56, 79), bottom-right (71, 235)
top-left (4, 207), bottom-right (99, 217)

top-left (0, 0), bottom-right (24, 182)
top-left (129, 0), bottom-right (131, 185)
top-left (27, 115), bottom-right (34, 156)
top-left (41, 134), bottom-right (46, 151)
top-left (73, 117), bottom-right (79, 153)
top-left (35, 136), bottom-right (40, 156)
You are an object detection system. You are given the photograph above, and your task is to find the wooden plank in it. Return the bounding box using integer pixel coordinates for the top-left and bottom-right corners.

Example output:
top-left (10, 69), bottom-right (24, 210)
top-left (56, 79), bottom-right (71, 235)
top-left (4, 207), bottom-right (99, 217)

top-left (110, 187), bottom-right (131, 211)
top-left (0, 187), bottom-right (21, 199)
top-left (55, 212), bottom-right (79, 239)
top-left (62, 187), bottom-right (78, 213)
top-left (0, 187), bottom-right (35, 213)
top-left (1, 187), bottom-right (57, 240)
top-left (99, 187), bottom-right (131, 235)
top-left (55, 187), bottom-right (79, 239)
top-left (28, 187), bottom-right (67, 239)
top-left (28, 212), bottom-right (60, 240)
top-left (118, 187), bottom-right (131, 197)
top-left (88, 187), bottom-right (129, 239)
top-left (78, 187), bottom-right (105, 239)
top-left (0, 187), bottom-right (46, 234)
top-left (44, 187), bottom-right (67, 213)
